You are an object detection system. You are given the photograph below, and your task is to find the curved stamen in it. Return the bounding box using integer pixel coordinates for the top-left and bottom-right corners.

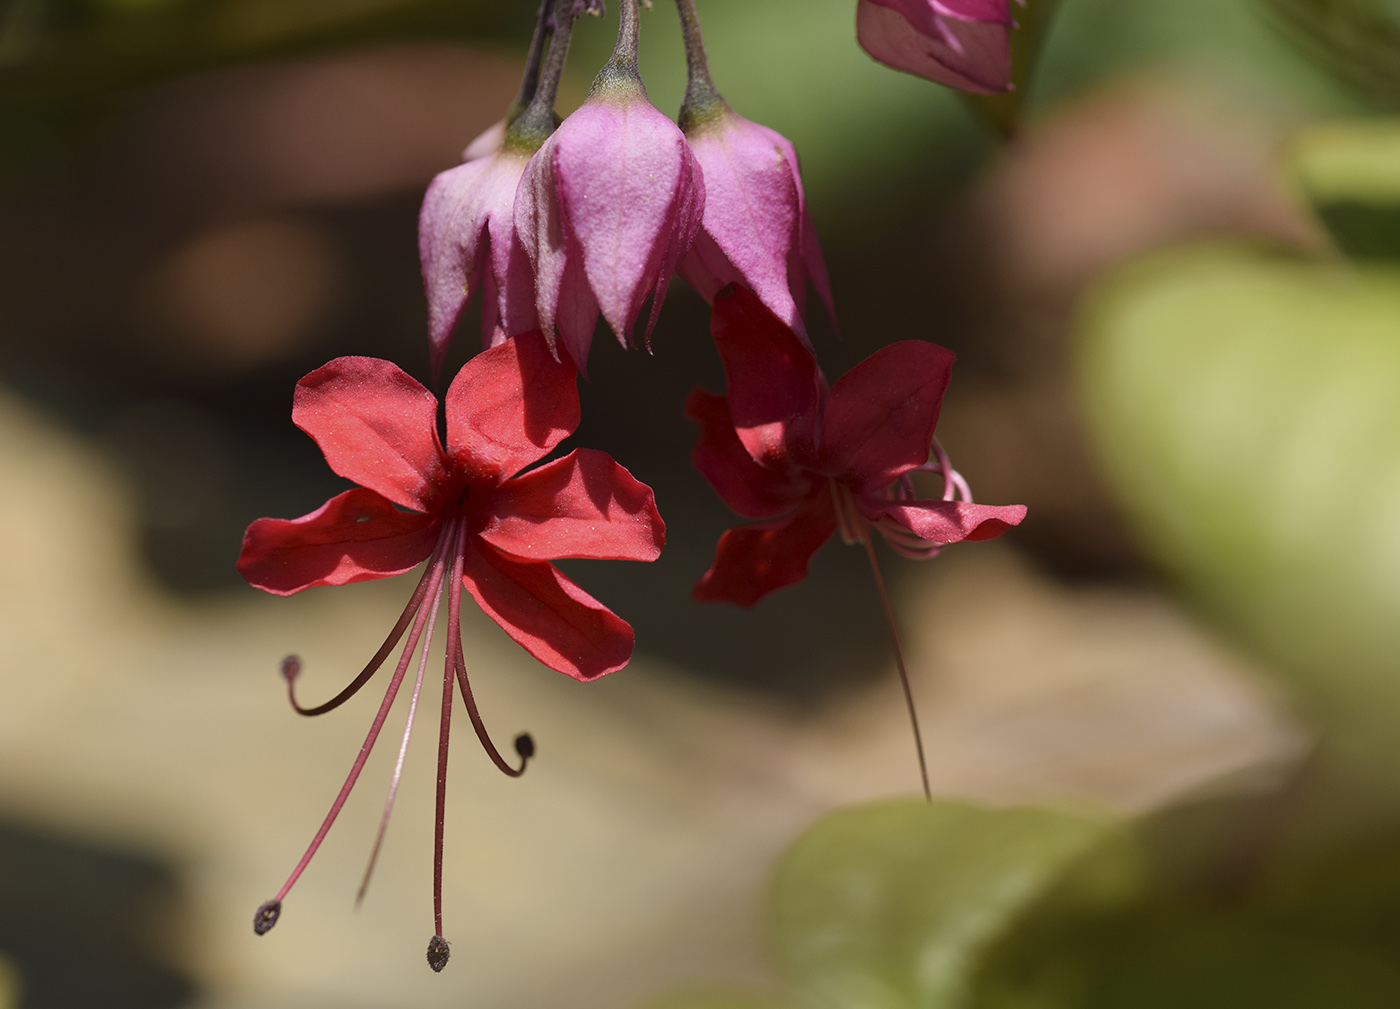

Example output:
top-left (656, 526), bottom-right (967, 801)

top-left (452, 634), bottom-right (532, 778)
top-left (286, 526), bottom-right (453, 717)
top-left (257, 550), bottom-right (450, 918)
top-left (355, 569), bottom-right (448, 907)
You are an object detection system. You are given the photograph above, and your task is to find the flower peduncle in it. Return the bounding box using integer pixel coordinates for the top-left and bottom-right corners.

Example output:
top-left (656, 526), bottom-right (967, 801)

top-left (505, 0), bottom-right (558, 127)
top-left (506, 0), bottom-right (584, 150)
top-left (590, 0), bottom-right (646, 98)
top-left (675, 0), bottom-right (726, 132)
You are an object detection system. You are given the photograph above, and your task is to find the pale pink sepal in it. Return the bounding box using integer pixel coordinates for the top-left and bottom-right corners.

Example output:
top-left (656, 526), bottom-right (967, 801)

top-left (857, 0), bottom-right (1014, 94)
top-left (462, 119), bottom-right (507, 162)
top-left (680, 112), bottom-right (834, 344)
top-left (418, 148), bottom-right (538, 378)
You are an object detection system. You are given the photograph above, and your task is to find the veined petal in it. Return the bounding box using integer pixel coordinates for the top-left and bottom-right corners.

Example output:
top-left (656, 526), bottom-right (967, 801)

top-left (860, 498), bottom-right (1027, 544)
top-left (237, 489), bottom-right (439, 595)
top-left (444, 331), bottom-right (580, 482)
top-left (857, 0), bottom-right (1013, 94)
top-left (462, 540), bottom-right (634, 681)
top-left (685, 388), bottom-right (813, 519)
top-left (692, 491), bottom-right (838, 608)
top-left (293, 357), bottom-right (447, 512)
top-left (479, 448), bottom-right (665, 561)
top-left (515, 137), bottom-right (598, 364)
top-left (819, 340), bottom-right (954, 492)
top-left (554, 93), bottom-right (700, 346)
top-left (709, 283), bottom-right (823, 469)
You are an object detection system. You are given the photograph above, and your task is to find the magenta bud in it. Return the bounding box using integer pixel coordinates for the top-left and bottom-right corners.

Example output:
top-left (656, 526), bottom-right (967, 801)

top-left (515, 77), bottom-right (704, 369)
top-left (679, 110), bottom-right (834, 344)
top-left (857, 0), bottom-right (1018, 94)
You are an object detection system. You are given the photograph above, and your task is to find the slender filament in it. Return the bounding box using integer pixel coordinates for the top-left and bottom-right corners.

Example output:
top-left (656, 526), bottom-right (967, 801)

top-left (861, 531), bottom-right (933, 802)
top-left (286, 534), bottom-right (448, 717)
top-left (272, 545), bottom-right (450, 903)
top-left (356, 569), bottom-right (447, 907)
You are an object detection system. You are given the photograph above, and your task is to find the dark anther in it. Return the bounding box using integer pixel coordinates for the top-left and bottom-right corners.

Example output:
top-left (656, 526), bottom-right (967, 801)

top-left (279, 655), bottom-right (302, 683)
top-left (514, 733), bottom-right (536, 761)
top-left (426, 934), bottom-right (451, 972)
top-left (456, 485), bottom-right (471, 506)
top-left (253, 899), bottom-right (282, 935)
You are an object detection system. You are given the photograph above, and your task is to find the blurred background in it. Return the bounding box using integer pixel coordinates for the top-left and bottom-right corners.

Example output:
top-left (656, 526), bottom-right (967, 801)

top-left (1, 0), bottom-right (1398, 1006)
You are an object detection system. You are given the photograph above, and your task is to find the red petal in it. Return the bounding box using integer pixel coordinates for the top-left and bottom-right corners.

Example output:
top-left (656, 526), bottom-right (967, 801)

top-left (685, 388), bottom-right (813, 519)
top-left (293, 358), bottom-right (448, 512)
top-left (461, 541), bottom-right (634, 681)
top-left (710, 283), bottom-right (823, 469)
top-left (478, 448), bottom-right (665, 561)
top-left (692, 491), bottom-right (838, 608)
top-left (236, 489), bottom-right (439, 595)
top-left (819, 341), bottom-right (954, 492)
top-left (445, 331), bottom-right (580, 481)
top-left (860, 498), bottom-right (1027, 544)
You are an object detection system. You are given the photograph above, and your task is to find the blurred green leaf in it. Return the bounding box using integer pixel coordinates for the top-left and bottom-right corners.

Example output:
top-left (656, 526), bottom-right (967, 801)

top-left (1286, 118), bottom-right (1400, 258)
top-left (1256, 0), bottom-right (1400, 107)
top-left (770, 800), bottom-right (1127, 1009)
top-left (1077, 243), bottom-right (1400, 777)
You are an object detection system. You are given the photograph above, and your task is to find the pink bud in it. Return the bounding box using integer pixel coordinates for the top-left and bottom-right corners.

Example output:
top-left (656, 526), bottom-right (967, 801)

top-left (419, 143), bottom-right (539, 379)
top-left (857, 0), bottom-right (1016, 94)
top-left (679, 110), bottom-right (834, 344)
top-left (515, 77), bottom-right (705, 369)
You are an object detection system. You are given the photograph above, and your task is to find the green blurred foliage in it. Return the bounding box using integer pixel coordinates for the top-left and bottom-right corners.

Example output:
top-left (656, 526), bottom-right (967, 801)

top-left (1286, 119), bottom-right (1400, 257)
top-left (1078, 243), bottom-right (1400, 774)
top-left (768, 801), bottom-right (1131, 1009)
top-left (1256, 0), bottom-right (1400, 107)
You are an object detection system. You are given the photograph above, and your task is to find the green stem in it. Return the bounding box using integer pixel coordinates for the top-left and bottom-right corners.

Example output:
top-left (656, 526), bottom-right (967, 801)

top-left (505, 0), bottom-right (557, 126)
top-left (674, 0), bottom-right (726, 132)
top-left (505, 0), bottom-right (581, 150)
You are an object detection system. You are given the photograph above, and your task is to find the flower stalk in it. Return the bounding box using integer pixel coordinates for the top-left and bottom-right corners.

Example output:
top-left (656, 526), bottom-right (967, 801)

top-left (675, 0), bottom-right (724, 131)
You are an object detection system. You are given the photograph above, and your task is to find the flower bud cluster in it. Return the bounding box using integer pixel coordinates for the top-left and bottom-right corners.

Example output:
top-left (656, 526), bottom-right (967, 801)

top-left (418, 0), bottom-right (848, 375)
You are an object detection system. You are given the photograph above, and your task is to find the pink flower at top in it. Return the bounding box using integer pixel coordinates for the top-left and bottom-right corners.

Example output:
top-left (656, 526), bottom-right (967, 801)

top-left (688, 284), bottom-right (1024, 607)
top-left (237, 332), bottom-right (664, 969)
top-left (514, 2), bottom-right (705, 370)
top-left (857, 0), bottom-right (1020, 94)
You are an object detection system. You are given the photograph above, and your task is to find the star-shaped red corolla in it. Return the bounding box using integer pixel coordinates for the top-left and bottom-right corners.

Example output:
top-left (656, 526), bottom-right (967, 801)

top-left (687, 284), bottom-right (1025, 607)
top-left (236, 332), bottom-right (664, 970)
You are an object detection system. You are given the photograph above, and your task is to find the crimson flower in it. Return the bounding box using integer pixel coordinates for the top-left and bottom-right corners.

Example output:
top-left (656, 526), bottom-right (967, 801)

top-left (237, 332), bottom-right (664, 970)
top-left (688, 284), bottom-right (1025, 607)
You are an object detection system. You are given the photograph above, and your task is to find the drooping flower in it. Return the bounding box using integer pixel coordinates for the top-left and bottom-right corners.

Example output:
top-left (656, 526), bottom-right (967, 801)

top-left (514, 0), bottom-right (705, 369)
top-left (688, 284), bottom-right (1025, 607)
top-left (238, 332), bottom-right (664, 969)
top-left (674, 0), bottom-right (834, 343)
top-left (418, 0), bottom-right (597, 377)
top-left (856, 0), bottom-right (1020, 95)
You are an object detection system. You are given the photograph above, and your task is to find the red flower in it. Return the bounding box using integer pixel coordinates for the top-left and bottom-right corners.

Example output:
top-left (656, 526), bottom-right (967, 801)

top-left (237, 332), bottom-right (664, 969)
top-left (687, 284), bottom-right (1025, 607)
